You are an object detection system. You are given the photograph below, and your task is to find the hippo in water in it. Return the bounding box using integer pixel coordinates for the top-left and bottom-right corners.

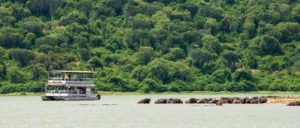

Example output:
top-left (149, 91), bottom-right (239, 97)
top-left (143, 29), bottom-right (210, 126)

top-left (185, 98), bottom-right (198, 104)
top-left (155, 99), bottom-right (168, 104)
top-left (197, 98), bottom-right (209, 104)
top-left (287, 101), bottom-right (300, 106)
top-left (208, 99), bottom-right (219, 104)
top-left (258, 98), bottom-right (268, 104)
top-left (167, 98), bottom-right (183, 104)
top-left (138, 98), bottom-right (151, 104)
top-left (216, 101), bottom-right (223, 106)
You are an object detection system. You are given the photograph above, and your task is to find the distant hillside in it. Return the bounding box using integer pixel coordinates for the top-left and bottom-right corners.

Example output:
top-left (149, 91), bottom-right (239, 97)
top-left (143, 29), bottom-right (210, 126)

top-left (1, 0), bottom-right (300, 93)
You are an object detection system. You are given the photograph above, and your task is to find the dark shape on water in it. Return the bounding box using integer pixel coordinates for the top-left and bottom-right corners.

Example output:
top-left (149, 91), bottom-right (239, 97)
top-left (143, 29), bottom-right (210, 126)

top-left (97, 95), bottom-right (101, 100)
top-left (167, 98), bottom-right (183, 104)
top-left (185, 98), bottom-right (198, 104)
top-left (216, 101), bottom-right (223, 106)
top-left (151, 96), bottom-right (268, 105)
top-left (287, 101), bottom-right (300, 106)
top-left (138, 98), bottom-right (151, 104)
top-left (154, 98), bottom-right (183, 104)
top-left (155, 99), bottom-right (168, 104)
top-left (208, 99), bottom-right (219, 104)
top-left (197, 98), bottom-right (209, 104)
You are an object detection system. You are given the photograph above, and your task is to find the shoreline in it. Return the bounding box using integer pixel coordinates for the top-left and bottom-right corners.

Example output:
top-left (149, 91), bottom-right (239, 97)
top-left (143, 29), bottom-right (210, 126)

top-left (1, 91), bottom-right (300, 96)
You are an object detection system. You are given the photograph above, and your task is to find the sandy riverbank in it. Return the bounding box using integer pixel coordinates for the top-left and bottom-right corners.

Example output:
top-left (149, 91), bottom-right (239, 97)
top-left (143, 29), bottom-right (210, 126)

top-left (267, 96), bottom-right (300, 104)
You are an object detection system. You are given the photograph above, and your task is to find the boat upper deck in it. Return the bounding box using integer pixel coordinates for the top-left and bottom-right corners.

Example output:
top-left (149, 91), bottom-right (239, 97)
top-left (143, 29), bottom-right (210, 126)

top-left (48, 70), bottom-right (95, 74)
top-left (47, 70), bottom-right (96, 87)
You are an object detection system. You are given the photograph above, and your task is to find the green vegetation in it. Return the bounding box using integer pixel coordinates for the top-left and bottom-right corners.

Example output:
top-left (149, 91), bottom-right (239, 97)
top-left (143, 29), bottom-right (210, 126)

top-left (1, 0), bottom-right (300, 94)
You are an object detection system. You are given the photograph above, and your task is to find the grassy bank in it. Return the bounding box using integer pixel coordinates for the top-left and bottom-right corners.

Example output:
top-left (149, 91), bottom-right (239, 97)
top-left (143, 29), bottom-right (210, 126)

top-left (0, 92), bottom-right (44, 96)
top-left (1, 91), bottom-right (300, 96)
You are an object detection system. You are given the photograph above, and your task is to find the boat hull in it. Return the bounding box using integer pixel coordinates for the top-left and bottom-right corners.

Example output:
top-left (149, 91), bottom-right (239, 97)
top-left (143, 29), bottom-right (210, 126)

top-left (42, 95), bottom-right (101, 101)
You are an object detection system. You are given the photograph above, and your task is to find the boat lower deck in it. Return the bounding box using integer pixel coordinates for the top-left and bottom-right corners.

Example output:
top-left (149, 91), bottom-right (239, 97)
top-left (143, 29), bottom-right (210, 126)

top-left (42, 95), bottom-right (101, 101)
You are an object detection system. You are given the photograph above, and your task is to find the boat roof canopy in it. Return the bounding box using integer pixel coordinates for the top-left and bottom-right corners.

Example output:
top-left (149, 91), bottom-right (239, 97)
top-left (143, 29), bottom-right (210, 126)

top-left (48, 70), bottom-right (94, 74)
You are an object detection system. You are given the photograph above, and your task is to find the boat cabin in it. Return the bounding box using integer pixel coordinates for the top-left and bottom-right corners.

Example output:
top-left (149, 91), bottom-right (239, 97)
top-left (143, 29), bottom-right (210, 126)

top-left (45, 70), bottom-right (98, 98)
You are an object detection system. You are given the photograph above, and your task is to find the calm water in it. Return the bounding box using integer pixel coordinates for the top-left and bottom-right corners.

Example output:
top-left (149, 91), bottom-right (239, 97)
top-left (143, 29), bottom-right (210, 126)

top-left (0, 95), bottom-right (300, 128)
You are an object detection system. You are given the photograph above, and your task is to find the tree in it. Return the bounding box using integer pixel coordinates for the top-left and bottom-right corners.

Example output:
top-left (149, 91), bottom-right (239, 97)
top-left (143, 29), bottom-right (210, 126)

top-left (212, 68), bottom-right (231, 83)
top-left (80, 48), bottom-right (91, 61)
top-left (92, 3), bottom-right (115, 18)
top-left (201, 34), bottom-right (223, 54)
top-left (36, 54), bottom-right (69, 70)
top-left (107, 75), bottom-right (139, 92)
top-left (131, 66), bottom-right (148, 82)
top-left (258, 56), bottom-right (286, 72)
top-left (124, 0), bottom-right (162, 16)
top-left (241, 52), bottom-right (258, 69)
top-left (123, 29), bottom-right (155, 50)
top-left (75, 0), bottom-right (93, 16)
top-left (26, 0), bottom-right (64, 17)
top-left (204, 18), bottom-right (219, 34)
top-left (182, 31), bottom-right (202, 46)
top-left (31, 64), bottom-right (46, 80)
top-left (135, 47), bottom-right (156, 65)
top-left (222, 51), bottom-right (240, 71)
top-left (189, 48), bottom-right (215, 68)
top-left (242, 19), bottom-right (256, 38)
top-left (164, 7), bottom-right (191, 21)
top-left (60, 11), bottom-right (88, 25)
top-left (0, 27), bottom-right (24, 48)
top-left (88, 57), bottom-right (103, 68)
top-left (148, 58), bottom-right (171, 84)
top-left (140, 78), bottom-right (166, 93)
top-left (178, 2), bottom-right (199, 17)
top-left (200, 5), bottom-right (224, 20)
top-left (291, 4), bottom-right (300, 22)
top-left (23, 33), bottom-right (36, 48)
top-left (0, 85), bottom-right (20, 94)
top-left (220, 16), bottom-right (233, 33)
top-left (34, 34), bottom-right (66, 46)
top-left (226, 80), bottom-right (256, 91)
top-left (132, 14), bottom-right (153, 29)
top-left (12, 4), bottom-right (31, 20)
top-left (9, 49), bottom-right (35, 67)
top-left (102, 0), bottom-right (128, 16)
top-left (272, 22), bottom-right (300, 43)
top-left (233, 69), bottom-right (254, 82)
top-left (17, 17), bottom-right (44, 36)
top-left (249, 35), bottom-right (282, 56)
top-left (8, 68), bottom-right (26, 83)
top-left (169, 62), bottom-right (193, 81)
top-left (0, 6), bottom-right (16, 26)
top-left (0, 60), bottom-right (6, 80)
top-left (164, 47), bottom-right (185, 61)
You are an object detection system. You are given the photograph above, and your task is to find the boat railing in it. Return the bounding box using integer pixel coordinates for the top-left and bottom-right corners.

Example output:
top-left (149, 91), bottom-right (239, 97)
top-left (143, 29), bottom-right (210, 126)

top-left (48, 78), bottom-right (94, 84)
top-left (48, 77), bottom-right (93, 81)
top-left (66, 81), bottom-right (94, 84)
top-left (46, 90), bottom-right (94, 96)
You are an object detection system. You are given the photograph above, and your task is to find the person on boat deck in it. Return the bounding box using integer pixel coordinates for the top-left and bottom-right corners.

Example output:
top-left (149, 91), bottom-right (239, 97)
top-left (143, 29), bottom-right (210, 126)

top-left (68, 74), bottom-right (71, 81)
top-left (78, 75), bottom-right (83, 81)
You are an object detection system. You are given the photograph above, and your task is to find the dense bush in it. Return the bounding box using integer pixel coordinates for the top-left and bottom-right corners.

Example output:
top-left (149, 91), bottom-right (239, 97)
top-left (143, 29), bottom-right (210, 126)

top-left (1, 0), bottom-right (300, 93)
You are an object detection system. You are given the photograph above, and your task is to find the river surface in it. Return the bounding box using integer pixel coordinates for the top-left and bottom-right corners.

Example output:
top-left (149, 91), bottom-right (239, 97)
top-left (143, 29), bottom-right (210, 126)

top-left (0, 94), bottom-right (300, 128)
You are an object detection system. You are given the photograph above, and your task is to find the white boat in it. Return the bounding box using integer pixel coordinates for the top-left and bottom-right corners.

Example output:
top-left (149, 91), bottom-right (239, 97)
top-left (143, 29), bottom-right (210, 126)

top-left (41, 70), bottom-right (101, 101)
